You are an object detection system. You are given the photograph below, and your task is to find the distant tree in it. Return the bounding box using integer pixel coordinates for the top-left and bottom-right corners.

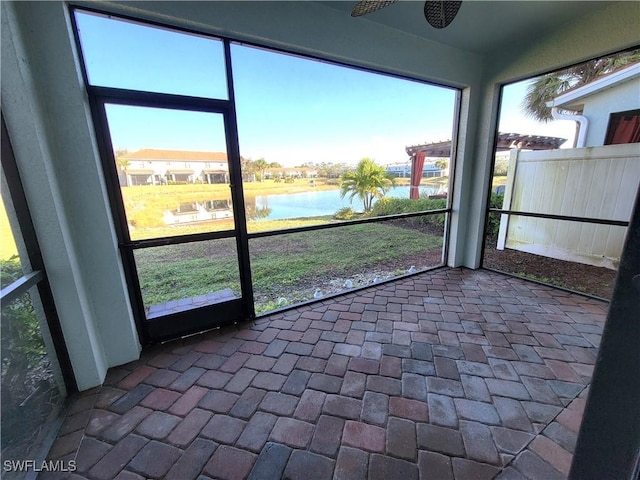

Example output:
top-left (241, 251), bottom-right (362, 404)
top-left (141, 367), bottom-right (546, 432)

top-left (115, 148), bottom-right (129, 170)
top-left (115, 148), bottom-right (130, 186)
top-left (117, 157), bottom-right (130, 172)
top-left (523, 50), bottom-right (640, 123)
top-left (295, 161), bottom-right (316, 169)
top-left (493, 157), bottom-right (509, 176)
top-left (268, 161), bottom-right (282, 168)
top-left (340, 158), bottom-right (396, 212)
top-left (241, 156), bottom-right (257, 182)
top-left (253, 158), bottom-right (269, 182)
top-left (434, 158), bottom-right (449, 171)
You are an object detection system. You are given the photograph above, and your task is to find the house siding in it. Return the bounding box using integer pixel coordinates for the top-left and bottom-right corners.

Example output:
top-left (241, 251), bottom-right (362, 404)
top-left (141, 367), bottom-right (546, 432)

top-left (581, 80), bottom-right (640, 147)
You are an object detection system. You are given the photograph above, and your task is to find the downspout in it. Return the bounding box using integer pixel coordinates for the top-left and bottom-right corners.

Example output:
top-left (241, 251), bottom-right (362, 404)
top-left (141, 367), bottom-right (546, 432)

top-left (550, 107), bottom-right (589, 148)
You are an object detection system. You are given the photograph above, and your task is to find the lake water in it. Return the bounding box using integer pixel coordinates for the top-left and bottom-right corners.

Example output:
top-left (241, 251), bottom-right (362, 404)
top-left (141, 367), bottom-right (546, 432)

top-left (250, 185), bottom-right (442, 220)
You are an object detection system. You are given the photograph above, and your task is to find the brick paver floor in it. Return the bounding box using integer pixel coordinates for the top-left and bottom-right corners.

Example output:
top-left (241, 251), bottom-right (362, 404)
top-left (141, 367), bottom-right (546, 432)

top-left (42, 268), bottom-right (607, 480)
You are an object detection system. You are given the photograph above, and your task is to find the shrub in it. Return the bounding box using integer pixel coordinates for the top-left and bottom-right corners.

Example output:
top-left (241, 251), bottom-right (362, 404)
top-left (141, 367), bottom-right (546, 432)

top-left (494, 157), bottom-right (509, 176)
top-left (485, 192), bottom-right (505, 237)
top-left (334, 207), bottom-right (356, 220)
top-left (369, 197), bottom-right (446, 227)
top-left (0, 257), bottom-right (47, 398)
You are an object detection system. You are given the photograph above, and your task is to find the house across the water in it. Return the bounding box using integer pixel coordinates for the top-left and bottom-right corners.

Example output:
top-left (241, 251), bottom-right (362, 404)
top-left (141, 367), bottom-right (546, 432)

top-left (386, 161), bottom-right (447, 178)
top-left (119, 148), bottom-right (229, 186)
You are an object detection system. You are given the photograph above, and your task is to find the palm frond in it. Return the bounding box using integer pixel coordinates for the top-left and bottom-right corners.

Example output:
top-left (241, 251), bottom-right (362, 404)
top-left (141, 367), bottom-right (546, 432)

top-left (521, 49), bottom-right (640, 122)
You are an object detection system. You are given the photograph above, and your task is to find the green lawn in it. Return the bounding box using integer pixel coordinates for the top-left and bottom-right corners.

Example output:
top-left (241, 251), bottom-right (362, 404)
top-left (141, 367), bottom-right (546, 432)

top-left (135, 220), bottom-right (443, 311)
top-left (121, 176), bottom-right (456, 239)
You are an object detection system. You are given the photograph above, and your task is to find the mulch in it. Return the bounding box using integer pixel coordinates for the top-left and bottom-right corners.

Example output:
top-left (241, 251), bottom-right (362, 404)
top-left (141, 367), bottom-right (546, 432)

top-left (482, 239), bottom-right (616, 300)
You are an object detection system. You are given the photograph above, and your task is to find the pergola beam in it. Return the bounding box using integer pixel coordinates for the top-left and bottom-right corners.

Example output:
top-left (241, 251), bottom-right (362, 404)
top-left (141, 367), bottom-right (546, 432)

top-left (406, 132), bottom-right (567, 157)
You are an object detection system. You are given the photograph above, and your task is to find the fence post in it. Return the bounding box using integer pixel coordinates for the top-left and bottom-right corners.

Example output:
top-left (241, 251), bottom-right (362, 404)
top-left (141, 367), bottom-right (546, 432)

top-left (496, 148), bottom-right (519, 250)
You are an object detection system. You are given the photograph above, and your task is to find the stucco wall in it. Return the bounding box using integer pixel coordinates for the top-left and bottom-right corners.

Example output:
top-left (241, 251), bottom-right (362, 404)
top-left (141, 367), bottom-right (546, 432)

top-left (581, 79), bottom-right (640, 146)
top-left (2, 2), bottom-right (140, 389)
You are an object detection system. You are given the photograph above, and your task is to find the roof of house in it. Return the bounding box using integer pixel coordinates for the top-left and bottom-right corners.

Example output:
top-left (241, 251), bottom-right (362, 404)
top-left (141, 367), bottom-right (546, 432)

top-left (406, 132), bottom-right (567, 156)
top-left (121, 149), bottom-right (228, 162)
top-left (546, 62), bottom-right (640, 111)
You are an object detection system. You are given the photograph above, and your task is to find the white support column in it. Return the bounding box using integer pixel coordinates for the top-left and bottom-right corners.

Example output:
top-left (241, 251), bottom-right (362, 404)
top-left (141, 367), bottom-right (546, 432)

top-left (497, 148), bottom-right (519, 250)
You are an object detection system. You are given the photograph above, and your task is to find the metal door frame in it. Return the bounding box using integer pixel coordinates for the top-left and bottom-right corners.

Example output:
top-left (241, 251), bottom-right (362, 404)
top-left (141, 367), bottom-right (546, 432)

top-left (89, 88), bottom-right (254, 343)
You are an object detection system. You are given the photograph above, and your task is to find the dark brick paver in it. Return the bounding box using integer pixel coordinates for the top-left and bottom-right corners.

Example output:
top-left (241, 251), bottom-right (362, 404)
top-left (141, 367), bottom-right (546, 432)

top-left (45, 269), bottom-right (606, 480)
top-left (247, 442), bottom-right (291, 480)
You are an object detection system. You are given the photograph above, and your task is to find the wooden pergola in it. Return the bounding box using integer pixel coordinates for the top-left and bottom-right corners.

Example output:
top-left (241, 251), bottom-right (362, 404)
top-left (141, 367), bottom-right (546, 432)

top-left (406, 132), bottom-right (567, 157)
top-left (405, 132), bottom-right (567, 199)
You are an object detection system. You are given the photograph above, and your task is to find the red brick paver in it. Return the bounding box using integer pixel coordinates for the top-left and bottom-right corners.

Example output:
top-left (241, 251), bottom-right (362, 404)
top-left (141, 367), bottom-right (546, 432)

top-left (45, 269), bottom-right (607, 480)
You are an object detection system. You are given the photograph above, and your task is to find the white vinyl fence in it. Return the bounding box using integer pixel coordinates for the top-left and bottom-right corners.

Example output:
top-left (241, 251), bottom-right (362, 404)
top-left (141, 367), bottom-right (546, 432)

top-left (497, 143), bottom-right (640, 269)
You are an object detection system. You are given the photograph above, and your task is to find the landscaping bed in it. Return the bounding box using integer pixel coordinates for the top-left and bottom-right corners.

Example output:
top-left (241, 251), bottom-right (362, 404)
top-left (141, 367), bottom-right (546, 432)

top-left (483, 239), bottom-right (616, 299)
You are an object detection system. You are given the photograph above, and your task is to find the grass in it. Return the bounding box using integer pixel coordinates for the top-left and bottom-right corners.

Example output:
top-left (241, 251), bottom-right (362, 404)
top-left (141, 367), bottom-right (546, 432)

top-left (393, 176), bottom-right (450, 187)
top-left (121, 177), bottom-right (455, 239)
top-left (1, 201), bottom-right (19, 260)
top-left (492, 175), bottom-right (508, 190)
top-left (514, 271), bottom-right (594, 295)
top-left (123, 180), bottom-right (340, 239)
top-left (135, 221), bottom-right (443, 310)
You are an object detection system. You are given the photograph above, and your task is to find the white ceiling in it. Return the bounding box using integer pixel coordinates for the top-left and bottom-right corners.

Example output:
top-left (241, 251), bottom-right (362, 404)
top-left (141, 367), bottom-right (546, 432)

top-left (316, 1), bottom-right (611, 55)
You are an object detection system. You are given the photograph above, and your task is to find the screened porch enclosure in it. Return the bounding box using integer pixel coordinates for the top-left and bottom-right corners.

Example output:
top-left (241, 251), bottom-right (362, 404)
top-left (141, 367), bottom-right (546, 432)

top-left (72, 8), bottom-right (458, 343)
top-left (2, 1), bottom-right (639, 478)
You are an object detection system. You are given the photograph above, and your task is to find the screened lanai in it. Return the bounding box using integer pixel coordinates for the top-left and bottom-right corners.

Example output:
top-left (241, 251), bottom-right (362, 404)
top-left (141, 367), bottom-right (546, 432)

top-left (1, 1), bottom-right (638, 479)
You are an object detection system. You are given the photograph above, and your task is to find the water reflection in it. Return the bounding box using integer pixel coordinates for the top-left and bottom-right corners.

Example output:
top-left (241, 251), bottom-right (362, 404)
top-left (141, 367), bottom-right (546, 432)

top-left (249, 185), bottom-right (442, 220)
top-left (163, 199), bottom-right (233, 225)
top-left (246, 201), bottom-right (272, 220)
top-left (163, 198), bottom-right (272, 225)
top-left (162, 186), bottom-right (444, 226)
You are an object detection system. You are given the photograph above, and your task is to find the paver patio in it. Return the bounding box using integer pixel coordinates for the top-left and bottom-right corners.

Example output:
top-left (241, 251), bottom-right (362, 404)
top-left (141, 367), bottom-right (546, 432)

top-left (42, 268), bottom-right (607, 480)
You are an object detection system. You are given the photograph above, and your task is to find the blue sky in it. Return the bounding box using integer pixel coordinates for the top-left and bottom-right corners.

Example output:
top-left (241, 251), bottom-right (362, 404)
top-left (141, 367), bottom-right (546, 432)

top-left (499, 82), bottom-right (576, 147)
top-left (77, 10), bottom-right (575, 167)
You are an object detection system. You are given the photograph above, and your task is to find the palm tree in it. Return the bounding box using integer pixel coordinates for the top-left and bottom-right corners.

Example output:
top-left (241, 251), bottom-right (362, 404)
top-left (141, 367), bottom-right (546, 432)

top-left (434, 158), bottom-right (449, 171)
top-left (116, 149), bottom-right (130, 186)
top-left (340, 158), bottom-right (396, 212)
top-left (253, 158), bottom-right (269, 182)
top-left (117, 157), bottom-right (130, 172)
top-left (523, 49), bottom-right (640, 122)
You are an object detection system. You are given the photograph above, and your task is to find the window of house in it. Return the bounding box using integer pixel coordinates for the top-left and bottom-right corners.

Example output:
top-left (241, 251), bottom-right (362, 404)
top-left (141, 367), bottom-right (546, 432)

top-left (604, 109), bottom-right (640, 144)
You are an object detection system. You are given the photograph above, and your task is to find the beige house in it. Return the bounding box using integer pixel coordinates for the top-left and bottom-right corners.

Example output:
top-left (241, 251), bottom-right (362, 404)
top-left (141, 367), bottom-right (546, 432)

top-left (119, 148), bottom-right (229, 185)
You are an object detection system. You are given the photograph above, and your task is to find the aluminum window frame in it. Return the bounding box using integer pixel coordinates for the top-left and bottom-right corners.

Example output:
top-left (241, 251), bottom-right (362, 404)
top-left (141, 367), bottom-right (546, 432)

top-left (70, 4), bottom-right (462, 337)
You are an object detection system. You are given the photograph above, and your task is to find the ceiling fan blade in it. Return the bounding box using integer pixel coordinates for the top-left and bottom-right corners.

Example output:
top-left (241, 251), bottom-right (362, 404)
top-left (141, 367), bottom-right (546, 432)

top-left (351, 0), bottom-right (397, 17)
top-left (424, 0), bottom-right (462, 29)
